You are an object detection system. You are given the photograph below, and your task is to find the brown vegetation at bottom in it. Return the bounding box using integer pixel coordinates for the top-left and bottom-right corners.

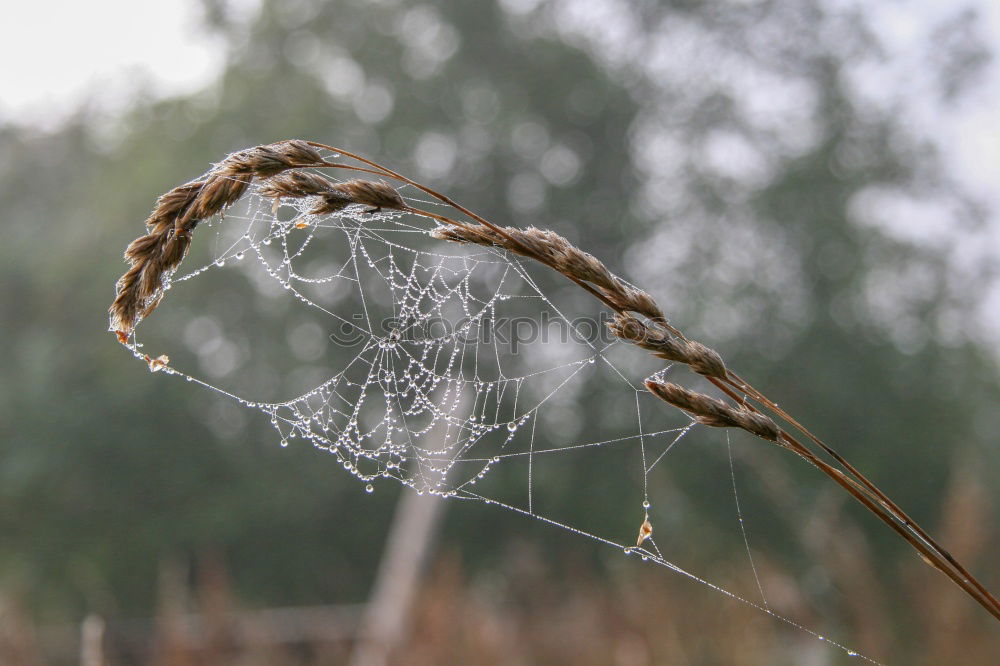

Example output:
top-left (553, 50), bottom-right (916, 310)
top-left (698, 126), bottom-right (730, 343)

top-left (3, 461), bottom-right (996, 666)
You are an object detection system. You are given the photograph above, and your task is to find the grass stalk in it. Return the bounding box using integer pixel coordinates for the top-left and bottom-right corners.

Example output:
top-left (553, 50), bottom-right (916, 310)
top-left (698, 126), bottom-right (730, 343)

top-left (110, 140), bottom-right (1000, 622)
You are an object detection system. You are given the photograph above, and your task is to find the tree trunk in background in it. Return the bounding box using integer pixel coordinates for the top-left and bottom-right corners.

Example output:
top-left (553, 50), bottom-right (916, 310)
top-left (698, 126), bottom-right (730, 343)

top-left (79, 615), bottom-right (105, 666)
top-left (349, 488), bottom-right (447, 666)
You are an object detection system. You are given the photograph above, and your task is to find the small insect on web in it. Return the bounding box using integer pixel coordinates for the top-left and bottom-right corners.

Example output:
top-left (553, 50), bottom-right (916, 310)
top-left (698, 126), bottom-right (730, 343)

top-left (116, 139), bottom-right (981, 664)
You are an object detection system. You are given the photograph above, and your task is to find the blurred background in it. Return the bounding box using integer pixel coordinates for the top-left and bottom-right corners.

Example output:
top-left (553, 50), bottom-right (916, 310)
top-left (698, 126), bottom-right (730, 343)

top-left (1, 0), bottom-right (999, 664)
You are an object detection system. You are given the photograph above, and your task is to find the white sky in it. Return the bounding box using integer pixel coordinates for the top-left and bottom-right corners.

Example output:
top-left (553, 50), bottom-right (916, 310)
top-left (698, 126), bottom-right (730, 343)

top-left (0, 1), bottom-right (230, 129)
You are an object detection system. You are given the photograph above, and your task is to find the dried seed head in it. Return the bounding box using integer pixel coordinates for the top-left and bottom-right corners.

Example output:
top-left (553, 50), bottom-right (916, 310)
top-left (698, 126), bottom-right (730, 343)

top-left (431, 224), bottom-right (505, 247)
top-left (223, 140), bottom-right (323, 177)
top-left (608, 314), bottom-right (727, 378)
top-left (685, 341), bottom-right (727, 379)
top-left (559, 248), bottom-right (615, 290)
top-left (738, 410), bottom-right (782, 442)
top-left (335, 179), bottom-right (405, 211)
top-left (110, 141), bottom-right (327, 336)
top-left (644, 379), bottom-right (780, 442)
top-left (190, 175), bottom-right (251, 220)
top-left (607, 313), bottom-right (648, 343)
top-left (433, 223), bottom-right (669, 329)
top-left (608, 313), bottom-right (689, 363)
top-left (616, 286), bottom-right (663, 321)
top-left (147, 180), bottom-right (204, 230)
top-left (260, 170), bottom-right (334, 199)
top-left (279, 139), bottom-right (325, 166)
top-left (646, 380), bottom-right (732, 423)
top-left (261, 173), bottom-right (406, 215)
top-left (509, 227), bottom-right (554, 260)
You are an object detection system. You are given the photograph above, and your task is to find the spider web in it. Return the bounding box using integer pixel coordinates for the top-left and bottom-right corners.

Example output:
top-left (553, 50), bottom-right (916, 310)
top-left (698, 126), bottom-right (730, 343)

top-left (120, 177), bottom-right (872, 663)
